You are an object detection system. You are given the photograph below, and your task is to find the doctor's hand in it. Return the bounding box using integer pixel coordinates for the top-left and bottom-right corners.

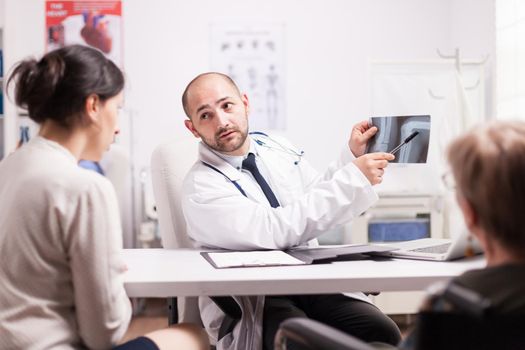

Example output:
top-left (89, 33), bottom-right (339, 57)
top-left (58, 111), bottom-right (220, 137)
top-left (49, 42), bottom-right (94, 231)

top-left (349, 120), bottom-right (378, 157)
top-left (353, 152), bottom-right (395, 185)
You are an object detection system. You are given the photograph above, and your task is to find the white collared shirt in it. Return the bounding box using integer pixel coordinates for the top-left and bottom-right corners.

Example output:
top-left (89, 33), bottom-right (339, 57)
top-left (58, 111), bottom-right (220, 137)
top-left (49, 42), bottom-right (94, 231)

top-left (209, 138), bottom-right (279, 205)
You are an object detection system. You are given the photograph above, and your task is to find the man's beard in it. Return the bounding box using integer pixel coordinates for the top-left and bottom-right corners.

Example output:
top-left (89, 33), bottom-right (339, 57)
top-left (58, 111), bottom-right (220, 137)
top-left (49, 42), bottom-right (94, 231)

top-left (202, 125), bottom-right (248, 153)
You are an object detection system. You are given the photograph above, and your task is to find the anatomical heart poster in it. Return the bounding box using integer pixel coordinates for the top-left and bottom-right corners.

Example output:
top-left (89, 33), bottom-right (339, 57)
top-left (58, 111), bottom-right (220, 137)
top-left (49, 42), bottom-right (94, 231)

top-left (46, 1), bottom-right (122, 66)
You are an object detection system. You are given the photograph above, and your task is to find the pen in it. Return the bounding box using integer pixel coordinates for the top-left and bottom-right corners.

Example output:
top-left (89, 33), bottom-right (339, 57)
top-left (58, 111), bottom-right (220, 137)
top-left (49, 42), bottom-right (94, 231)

top-left (389, 131), bottom-right (419, 155)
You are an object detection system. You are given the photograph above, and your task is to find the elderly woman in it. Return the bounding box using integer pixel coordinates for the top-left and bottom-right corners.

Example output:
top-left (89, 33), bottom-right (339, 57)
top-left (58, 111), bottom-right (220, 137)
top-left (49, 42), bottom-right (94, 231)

top-left (397, 120), bottom-right (525, 350)
top-left (441, 120), bottom-right (525, 312)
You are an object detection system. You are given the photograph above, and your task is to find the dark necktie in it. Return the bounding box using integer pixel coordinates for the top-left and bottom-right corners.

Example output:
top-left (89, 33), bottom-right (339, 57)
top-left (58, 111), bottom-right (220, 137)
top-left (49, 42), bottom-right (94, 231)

top-left (242, 153), bottom-right (280, 208)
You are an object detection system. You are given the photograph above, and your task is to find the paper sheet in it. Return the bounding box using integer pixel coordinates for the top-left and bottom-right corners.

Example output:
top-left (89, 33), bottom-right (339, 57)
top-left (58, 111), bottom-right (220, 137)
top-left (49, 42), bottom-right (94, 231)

top-left (205, 250), bottom-right (306, 268)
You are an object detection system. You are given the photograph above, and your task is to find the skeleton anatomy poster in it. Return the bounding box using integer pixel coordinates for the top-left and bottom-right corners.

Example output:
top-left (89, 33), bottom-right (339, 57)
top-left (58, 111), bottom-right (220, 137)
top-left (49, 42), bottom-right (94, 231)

top-left (211, 23), bottom-right (286, 131)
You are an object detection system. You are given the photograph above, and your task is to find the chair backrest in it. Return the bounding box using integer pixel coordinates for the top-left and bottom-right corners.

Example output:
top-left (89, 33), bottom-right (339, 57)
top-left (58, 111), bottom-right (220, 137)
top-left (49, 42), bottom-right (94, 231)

top-left (99, 144), bottom-right (134, 248)
top-left (414, 312), bottom-right (525, 350)
top-left (150, 136), bottom-right (199, 249)
top-left (276, 313), bottom-right (525, 350)
top-left (414, 282), bottom-right (525, 350)
top-left (150, 136), bottom-right (201, 324)
top-left (276, 281), bottom-right (525, 350)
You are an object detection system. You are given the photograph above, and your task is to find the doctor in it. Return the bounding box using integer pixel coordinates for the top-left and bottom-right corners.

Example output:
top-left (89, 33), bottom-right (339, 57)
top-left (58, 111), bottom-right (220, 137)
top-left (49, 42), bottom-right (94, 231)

top-left (181, 72), bottom-right (400, 350)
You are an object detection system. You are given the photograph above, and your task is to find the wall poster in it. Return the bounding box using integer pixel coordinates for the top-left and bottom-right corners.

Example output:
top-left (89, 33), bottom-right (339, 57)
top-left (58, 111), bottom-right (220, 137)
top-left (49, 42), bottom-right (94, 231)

top-left (45, 0), bottom-right (122, 66)
top-left (211, 23), bottom-right (286, 131)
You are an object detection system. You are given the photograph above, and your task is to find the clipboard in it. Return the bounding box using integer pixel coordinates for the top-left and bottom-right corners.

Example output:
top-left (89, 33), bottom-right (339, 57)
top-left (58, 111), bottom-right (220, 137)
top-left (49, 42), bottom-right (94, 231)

top-left (201, 250), bottom-right (308, 269)
top-left (201, 244), bottom-right (396, 269)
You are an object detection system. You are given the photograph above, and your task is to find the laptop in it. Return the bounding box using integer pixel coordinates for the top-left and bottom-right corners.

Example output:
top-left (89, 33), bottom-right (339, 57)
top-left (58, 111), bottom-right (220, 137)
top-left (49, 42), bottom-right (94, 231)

top-left (372, 229), bottom-right (484, 261)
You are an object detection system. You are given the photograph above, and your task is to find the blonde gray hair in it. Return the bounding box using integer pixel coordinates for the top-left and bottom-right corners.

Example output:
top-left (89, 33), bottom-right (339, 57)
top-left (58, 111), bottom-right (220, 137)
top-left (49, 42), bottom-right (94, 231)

top-left (447, 120), bottom-right (525, 257)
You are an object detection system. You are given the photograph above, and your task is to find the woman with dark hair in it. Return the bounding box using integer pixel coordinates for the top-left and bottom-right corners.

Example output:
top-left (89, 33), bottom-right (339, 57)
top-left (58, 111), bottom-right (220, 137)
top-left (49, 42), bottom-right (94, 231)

top-left (0, 45), bottom-right (208, 350)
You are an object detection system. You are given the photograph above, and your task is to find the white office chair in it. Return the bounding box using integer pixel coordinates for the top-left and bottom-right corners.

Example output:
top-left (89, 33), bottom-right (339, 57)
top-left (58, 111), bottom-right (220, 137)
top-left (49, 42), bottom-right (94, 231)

top-left (100, 143), bottom-right (134, 248)
top-left (150, 135), bottom-right (202, 324)
top-left (151, 137), bottom-right (247, 347)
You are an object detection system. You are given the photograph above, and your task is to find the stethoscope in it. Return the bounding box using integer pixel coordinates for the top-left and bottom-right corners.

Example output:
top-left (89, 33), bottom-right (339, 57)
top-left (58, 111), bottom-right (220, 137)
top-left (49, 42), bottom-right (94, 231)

top-left (249, 131), bottom-right (305, 165)
top-left (201, 131), bottom-right (305, 197)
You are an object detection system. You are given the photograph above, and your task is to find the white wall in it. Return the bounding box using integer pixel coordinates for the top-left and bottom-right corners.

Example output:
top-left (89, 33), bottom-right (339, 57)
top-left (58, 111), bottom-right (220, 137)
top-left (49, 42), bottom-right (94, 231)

top-left (3, 0), bottom-right (495, 166)
top-left (0, 0), bottom-right (3, 159)
top-left (495, 0), bottom-right (525, 120)
top-left (0, 0), bottom-right (4, 29)
top-left (122, 0), bottom-right (495, 172)
top-left (1, 0), bottom-right (495, 245)
top-left (3, 0), bottom-right (45, 154)
top-left (450, 0), bottom-right (496, 118)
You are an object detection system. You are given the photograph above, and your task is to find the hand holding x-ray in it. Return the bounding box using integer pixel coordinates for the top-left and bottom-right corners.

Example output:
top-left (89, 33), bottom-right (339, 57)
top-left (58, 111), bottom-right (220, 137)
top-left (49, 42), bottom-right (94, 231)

top-left (353, 152), bottom-right (395, 185)
top-left (349, 120), bottom-right (379, 157)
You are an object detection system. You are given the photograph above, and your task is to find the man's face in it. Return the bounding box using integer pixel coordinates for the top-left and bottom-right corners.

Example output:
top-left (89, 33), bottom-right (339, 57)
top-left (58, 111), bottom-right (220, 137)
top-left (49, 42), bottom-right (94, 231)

top-left (184, 75), bottom-right (250, 156)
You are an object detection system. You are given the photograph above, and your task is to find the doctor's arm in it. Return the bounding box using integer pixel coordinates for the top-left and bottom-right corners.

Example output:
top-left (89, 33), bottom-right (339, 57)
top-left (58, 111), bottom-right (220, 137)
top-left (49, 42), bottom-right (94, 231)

top-left (302, 120), bottom-right (381, 185)
top-left (183, 162), bottom-right (379, 251)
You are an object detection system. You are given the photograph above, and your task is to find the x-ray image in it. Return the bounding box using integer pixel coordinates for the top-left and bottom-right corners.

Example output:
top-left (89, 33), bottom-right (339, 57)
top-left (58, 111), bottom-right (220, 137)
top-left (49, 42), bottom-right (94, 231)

top-left (366, 115), bottom-right (431, 163)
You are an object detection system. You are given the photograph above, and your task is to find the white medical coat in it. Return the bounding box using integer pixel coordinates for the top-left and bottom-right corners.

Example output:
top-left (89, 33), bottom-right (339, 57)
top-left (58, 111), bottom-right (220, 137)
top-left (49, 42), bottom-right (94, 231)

top-left (181, 134), bottom-right (378, 349)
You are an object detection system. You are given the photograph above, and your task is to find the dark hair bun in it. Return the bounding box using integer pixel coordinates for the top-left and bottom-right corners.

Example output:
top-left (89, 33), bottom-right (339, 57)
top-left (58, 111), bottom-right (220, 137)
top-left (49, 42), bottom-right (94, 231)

top-left (7, 45), bottom-right (123, 127)
top-left (9, 54), bottom-right (66, 124)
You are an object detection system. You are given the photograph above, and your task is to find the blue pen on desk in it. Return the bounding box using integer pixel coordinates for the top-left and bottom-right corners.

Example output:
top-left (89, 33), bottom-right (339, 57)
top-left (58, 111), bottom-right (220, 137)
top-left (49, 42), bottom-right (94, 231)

top-left (389, 131), bottom-right (419, 155)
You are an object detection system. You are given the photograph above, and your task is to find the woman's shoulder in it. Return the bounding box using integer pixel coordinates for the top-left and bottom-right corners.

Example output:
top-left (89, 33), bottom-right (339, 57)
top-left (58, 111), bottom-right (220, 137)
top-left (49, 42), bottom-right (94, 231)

top-left (31, 159), bottom-right (116, 205)
top-left (453, 264), bottom-right (525, 314)
top-left (14, 137), bottom-right (115, 195)
top-left (61, 166), bottom-right (115, 198)
top-left (455, 264), bottom-right (525, 286)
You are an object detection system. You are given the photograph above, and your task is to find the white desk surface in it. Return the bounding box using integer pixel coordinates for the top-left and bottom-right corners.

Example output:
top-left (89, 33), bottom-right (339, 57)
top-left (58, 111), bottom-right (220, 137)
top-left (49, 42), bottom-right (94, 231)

top-left (122, 249), bottom-right (485, 298)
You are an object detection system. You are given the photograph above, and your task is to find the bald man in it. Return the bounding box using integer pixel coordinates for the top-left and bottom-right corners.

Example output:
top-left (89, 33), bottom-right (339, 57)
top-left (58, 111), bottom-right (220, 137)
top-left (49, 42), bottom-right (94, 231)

top-left (180, 72), bottom-right (400, 349)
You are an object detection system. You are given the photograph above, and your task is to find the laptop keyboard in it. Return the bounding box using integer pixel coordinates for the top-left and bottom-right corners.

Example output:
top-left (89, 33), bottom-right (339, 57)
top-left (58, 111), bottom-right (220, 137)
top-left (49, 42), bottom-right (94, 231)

top-left (409, 243), bottom-right (451, 254)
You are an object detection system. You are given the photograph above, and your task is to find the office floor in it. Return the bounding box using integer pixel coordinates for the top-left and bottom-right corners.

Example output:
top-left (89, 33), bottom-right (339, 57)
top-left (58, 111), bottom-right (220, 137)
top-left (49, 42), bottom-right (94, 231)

top-left (122, 298), bottom-right (415, 343)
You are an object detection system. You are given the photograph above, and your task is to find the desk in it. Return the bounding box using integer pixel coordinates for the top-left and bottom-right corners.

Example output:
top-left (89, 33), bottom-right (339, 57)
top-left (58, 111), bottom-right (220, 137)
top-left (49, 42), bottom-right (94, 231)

top-left (122, 249), bottom-right (485, 298)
